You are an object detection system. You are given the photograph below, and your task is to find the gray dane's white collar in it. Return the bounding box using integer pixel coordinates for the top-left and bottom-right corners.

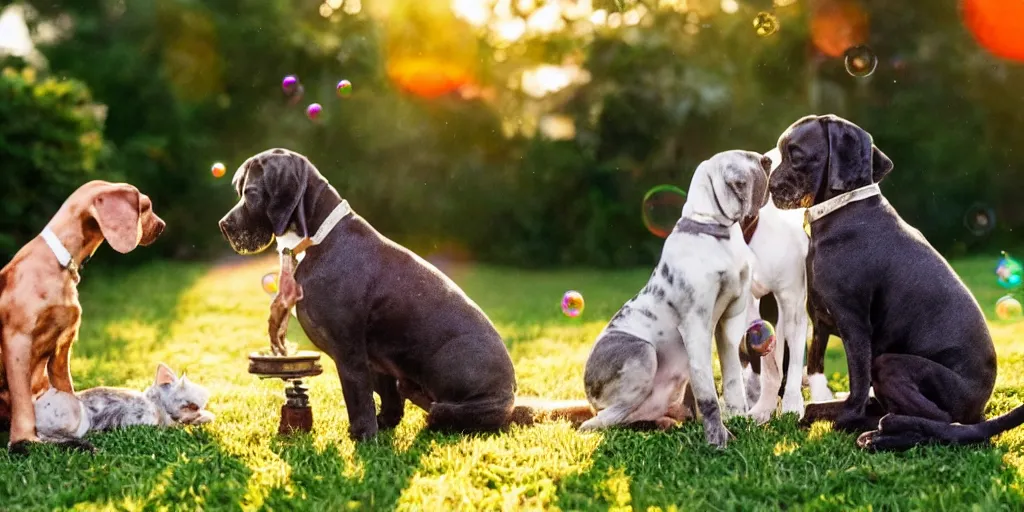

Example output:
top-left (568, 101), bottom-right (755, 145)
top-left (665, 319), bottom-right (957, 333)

top-left (806, 183), bottom-right (881, 223)
top-left (41, 226), bottom-right (80, 280)
top-left (276, 199), bottom-right (352, 262)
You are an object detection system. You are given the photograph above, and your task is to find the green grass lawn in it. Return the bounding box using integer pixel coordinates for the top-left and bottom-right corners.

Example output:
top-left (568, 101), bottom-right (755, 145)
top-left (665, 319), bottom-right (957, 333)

top-left (3, 254), bottom-right (1024, 510)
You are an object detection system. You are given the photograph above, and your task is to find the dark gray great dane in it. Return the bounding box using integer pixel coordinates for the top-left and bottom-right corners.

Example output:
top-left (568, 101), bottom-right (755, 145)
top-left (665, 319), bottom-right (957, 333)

top-left (769, 114), bottom-right (1024, 451)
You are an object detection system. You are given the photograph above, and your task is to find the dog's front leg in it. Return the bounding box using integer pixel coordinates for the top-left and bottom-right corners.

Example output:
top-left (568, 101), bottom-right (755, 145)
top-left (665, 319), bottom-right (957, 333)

top-left (830, 311), bottom-right (877, 433)
top-left (374, 372), bottom-right (405, 430)
top-left (3, 331), bottom-right (40, 451)
top-left (679, 319), bottom-right (731, 448)
top-left (330, 330), bottom-right (379, 441)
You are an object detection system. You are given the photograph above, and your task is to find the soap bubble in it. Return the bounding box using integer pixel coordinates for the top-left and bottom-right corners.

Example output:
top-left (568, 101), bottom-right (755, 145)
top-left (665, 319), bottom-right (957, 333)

top-left (282, 75), bottom-right (299, 93)
top-left (753, 12), bottom-right (779, 37)
top-left (210, 162), bottom-right (226, 178)
top-left (745, 319), bottom-right (777, 356)
top-left (964, 204), bottom-right (996, 236)
top-left (306, 103), bottom-right (322, 121)
top-left (844, 45), bottom-right (878, 77)
top-left (642, 185), bottom-right (687, 238)
top-left (996, 252), bottom-right (1023, 290)
top-left (336, 79), bottom-right (353, 98)
top-left (561, 290), bottom-right (585, 318)
top-left (996, 295), bottom-right (1023, 320)
top-left (262, 272), bottom-right (279, 295)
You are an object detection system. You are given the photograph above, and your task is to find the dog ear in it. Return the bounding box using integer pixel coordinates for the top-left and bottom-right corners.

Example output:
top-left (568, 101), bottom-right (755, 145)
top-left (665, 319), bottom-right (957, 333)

top-left (155, 363), bottom-right (177, 385)
top-left (824, 118), bottom-right (874, 192)
top-left (872, 145), bottom-right (894, 183)
top-left (709, 164), bottom-right (749, 222)
top-left (752, 154), bottom-right (771, 211)
top-left (92, 185), bottom-right (142, 254)
top-left (263, 152), bottom-right (310, 237)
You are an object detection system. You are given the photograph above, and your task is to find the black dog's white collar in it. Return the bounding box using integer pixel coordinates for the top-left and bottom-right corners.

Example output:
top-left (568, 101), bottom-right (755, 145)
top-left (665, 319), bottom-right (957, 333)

top-left (289, 200), bottom-right (352, 257)
top-left (806, 184), bottom-right (881, 223)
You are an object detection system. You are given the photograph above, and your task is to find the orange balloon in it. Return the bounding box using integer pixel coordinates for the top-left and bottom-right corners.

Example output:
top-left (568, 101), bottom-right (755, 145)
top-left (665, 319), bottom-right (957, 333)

top-left (963, 0), bottom-right (1024, 62)
top-left (810, 0), bottom-right (869, 58)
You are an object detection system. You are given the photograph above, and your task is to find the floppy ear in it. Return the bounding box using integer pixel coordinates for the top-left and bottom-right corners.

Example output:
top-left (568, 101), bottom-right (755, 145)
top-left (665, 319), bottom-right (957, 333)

top-left (262, 153), bottom-right (310, 237)
top-left (751, 155), bottom-right (771, 212)
top-left (92, 185), bottom-right (142, 254)
top-left (710, 165), bottom-right (749, 222)
top-left (872, 145), bottom-right (894, 183)
top-left (825, 119), bottom-right (875, 192)
top-left (155, 363), bottom-right (177, 386)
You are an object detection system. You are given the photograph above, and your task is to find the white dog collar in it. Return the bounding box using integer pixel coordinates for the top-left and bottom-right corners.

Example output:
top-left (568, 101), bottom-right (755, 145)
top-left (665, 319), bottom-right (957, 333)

top-left (41, 226), bottom-right (80, 278)
top-left (806, 183), bottom-right (881, 224)
top-left (289, 199), bottom-right (352, 256)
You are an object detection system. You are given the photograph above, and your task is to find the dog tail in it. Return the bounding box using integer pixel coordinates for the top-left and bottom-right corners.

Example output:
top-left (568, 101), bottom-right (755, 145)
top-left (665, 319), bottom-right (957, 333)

top-left (969, 404), bottom-right (1024, 440)
top-left (507, 397), bottom-right (595, 427)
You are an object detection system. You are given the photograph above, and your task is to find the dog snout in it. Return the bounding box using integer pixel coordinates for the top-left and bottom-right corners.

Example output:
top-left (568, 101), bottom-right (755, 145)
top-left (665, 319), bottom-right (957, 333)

top-left (140, 214), bottom-right (166, 246)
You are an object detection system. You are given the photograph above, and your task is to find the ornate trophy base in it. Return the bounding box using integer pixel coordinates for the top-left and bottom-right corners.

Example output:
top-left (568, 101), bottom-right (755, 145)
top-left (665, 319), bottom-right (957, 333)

top-left (248, 350), bottom-right (323, 435)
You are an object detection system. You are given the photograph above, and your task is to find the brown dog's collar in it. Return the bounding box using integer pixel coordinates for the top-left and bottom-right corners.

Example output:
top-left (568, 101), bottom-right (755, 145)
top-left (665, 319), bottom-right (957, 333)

top-left (41, 226), bottom-right (81, 282)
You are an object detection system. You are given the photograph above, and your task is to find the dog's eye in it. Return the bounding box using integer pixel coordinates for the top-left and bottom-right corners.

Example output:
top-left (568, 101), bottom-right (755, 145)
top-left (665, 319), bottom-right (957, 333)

top-left (185, 403), bottom-right (199, 412)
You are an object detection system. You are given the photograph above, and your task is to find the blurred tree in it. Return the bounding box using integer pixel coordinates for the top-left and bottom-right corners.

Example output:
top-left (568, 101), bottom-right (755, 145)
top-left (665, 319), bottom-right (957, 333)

top-left (0, 63), bottom-right (114, 261)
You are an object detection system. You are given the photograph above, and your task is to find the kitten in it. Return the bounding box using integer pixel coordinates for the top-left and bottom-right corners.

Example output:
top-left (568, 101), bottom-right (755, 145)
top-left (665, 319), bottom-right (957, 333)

top-left (34, 363), bottom-right (214, 442)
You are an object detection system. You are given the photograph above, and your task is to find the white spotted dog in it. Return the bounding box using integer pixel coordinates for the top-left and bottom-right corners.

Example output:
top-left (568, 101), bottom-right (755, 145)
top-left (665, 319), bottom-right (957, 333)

top-left (740, 148), bottom-right (834, 424)
top-left (580, 150), bottom-right (771, 448)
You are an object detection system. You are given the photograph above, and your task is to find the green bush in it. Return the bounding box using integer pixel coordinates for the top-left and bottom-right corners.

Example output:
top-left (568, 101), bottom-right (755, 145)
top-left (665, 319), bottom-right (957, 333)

top-left (0, 65), bottom-right (116, 261)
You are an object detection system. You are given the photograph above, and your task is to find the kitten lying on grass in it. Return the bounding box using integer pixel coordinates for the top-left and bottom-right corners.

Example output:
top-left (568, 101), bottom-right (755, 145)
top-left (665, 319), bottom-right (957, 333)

top-left (34, 363), bottom-right (214, 444)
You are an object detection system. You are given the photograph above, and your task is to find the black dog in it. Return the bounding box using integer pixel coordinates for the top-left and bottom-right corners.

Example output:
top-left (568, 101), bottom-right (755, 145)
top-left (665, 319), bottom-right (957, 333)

top-left (218, 149), bottom-right (590, 441)
top-left (769, 114), bottom-right (1024, 451)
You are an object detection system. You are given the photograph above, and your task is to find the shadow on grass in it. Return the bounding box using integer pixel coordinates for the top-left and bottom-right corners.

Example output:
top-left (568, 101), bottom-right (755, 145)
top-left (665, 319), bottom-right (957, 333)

top-left (261, 426), bottom-right (462, 511)
top-left (0, 426), bottom-right (251, 510)
top-left (555, 416), bottom-right (1024, 509)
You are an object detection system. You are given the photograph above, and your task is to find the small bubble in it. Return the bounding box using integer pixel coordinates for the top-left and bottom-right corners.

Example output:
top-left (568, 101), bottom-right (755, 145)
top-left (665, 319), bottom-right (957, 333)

top-left (561, 290), bottom-right (585, 318)
top-left (996, 252), bottom-right (1023, 290)
top-left (261, 272), bottom-right (279, 295)
top-left (306, 103), bottom-right (323, 121)
top-left (964, 203), bottom-right (996, 236)
top-left (336, 79), bottom-right (353, 98)
top-left (844, 45), bottom-right (878, 77)
top-left (281, 75), bottom-right (299, 93)
top-left (753, 12), bottom-right (779, 37)
top-left (745, 319), bottom-right (777, 355)
top-left (642, 185), bottom-right (687, 238)
top-left (996, 295), bottom-right (1023, 320)
top-left (210, 162), bottom-right (226, 178)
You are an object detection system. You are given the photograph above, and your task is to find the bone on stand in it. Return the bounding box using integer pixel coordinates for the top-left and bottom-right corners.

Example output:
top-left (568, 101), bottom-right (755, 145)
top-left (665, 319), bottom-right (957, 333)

top-left (268, 250), bottom-right (303, 356)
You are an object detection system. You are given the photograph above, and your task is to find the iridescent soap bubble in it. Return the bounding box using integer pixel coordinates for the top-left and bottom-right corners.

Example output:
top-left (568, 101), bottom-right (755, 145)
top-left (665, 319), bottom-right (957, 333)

top-left (336, 79), bottom-right (353, 98)
top-left (210, 162), bottom-right (226, 178)
top-left (996, 295), bottom-right (1023, 320)
top-left (282, 75), bottom-right (299, 93)
top-left (745, 319), bottom-right (776, 356)
top-left (306, 103), bottom-right (322, 121)
top-left (261, 272), bottom-right (279, 295)
top-left (642, 185), bottom-right (687, 238)
top-left (996, 252), bottom-right (1024, 290)
top-left (844, 45), bottom-right (878, 77)
top-left (561, 290), bottom-right (585, 318)
top-left (964, 204), bottom-right (996, 236)
top-left (753, 12), bottom-right (779, 37)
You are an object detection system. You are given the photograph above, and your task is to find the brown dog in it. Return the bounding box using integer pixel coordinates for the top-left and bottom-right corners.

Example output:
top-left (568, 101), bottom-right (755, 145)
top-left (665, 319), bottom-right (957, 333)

top-left (0, 181), bottom-right (165, 454)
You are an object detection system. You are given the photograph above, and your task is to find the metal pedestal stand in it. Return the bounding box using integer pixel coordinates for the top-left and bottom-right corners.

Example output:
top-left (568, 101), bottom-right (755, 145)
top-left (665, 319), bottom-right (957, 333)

top-left (248, 350), bottom-right (324, 435)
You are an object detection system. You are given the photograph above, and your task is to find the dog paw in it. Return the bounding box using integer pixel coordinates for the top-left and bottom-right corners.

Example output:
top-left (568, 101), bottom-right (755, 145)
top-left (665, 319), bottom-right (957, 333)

top-left (746, 403), bottom-right (775, 425)
top-left (704, 421), bottom-right (732, 449)
top-left (578, 418), bottom-right (604, 431)
top-left (808, 374), bottom-right (834, 402)
top-left (348, 422), bottom-right (379, 442)
top-left (781, 395), bottom-right (805, 419)
top-left (58, 438), bottom-right (97, 454)
top-left (7, 439), bottom-right (40, 457)
top-left (376, 412), bottom-right (403, 430)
